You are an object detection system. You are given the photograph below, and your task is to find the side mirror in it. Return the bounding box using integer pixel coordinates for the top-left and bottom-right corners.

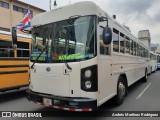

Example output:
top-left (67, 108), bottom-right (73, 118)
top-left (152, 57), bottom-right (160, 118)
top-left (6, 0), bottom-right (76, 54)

top-left (98, 16), bottom-right (108, 22)
top-left (12, 27), bottom-right (17, 45)
top-left (98, 16), bottom-right (109, 27)
top-left (102, 27), bottom-right (112, 45)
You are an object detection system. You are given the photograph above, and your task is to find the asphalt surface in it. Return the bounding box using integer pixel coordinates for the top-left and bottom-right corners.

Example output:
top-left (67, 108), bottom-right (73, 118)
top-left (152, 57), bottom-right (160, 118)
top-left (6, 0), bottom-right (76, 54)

top-left (0, 70), bottom-right (160, 120)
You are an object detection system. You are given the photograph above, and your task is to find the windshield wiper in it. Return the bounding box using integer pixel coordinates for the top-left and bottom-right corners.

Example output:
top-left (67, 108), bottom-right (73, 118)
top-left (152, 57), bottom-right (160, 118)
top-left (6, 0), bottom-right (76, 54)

top-left (56, 48), bottom-right (72, 70)
top-left (31, 42), bottom-right (48, 69)
top-left (54, 26), bottom-right (72, 70)
top-left (65, 60), bottom-right (72, 70)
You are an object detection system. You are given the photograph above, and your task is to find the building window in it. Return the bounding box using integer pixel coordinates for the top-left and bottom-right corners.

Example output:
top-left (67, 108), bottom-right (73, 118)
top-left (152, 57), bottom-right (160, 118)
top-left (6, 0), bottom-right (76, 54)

top-left (13, 5), bottom-right (33, 18)
top-left (24, 9), bottom-right (33, 18)
top-left (0, 27), bottom-right (10, 32)
top-left (30, 11), bottom-right (33, 18)
top-left (0, 1), bottom-right (9, 9)
top-left (13, 5), bottom-right (24, 13)
top-left (13, 5), bottom-right (17, 11)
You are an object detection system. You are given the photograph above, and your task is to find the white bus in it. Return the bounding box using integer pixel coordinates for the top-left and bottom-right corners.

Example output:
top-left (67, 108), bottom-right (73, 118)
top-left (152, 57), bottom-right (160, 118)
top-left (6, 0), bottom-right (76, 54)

top-left (13, 1), bottom-right (149, 111)
top-left (157, 55), bottom-right (160, 70)
top-left (148, 51), bottom-right (157, 73)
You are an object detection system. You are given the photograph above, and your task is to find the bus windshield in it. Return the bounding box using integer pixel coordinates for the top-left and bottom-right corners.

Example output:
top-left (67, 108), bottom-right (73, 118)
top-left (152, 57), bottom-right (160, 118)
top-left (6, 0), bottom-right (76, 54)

top-left (31, 16), bottom-right (97, 62)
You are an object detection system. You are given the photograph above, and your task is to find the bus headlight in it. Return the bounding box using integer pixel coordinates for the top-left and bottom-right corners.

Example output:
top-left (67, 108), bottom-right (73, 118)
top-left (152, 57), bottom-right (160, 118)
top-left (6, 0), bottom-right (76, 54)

top-left (85, 70), bottom-right (92, 78)
top-left (81, 65), bottom-right (98, 92)
top-left (85, 81), bottom-right (92, 89)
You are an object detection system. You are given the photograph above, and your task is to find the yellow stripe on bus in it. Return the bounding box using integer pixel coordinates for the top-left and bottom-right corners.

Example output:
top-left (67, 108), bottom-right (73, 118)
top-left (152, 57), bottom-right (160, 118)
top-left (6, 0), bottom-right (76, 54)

top-left (0, 73), bottom-right (29, 89)
top-left (0, 67), bottom-right (28, 72)
top-left (0, 60), bottom-right (29, 65)
top-left (0, 34), bottom-right (31, 42)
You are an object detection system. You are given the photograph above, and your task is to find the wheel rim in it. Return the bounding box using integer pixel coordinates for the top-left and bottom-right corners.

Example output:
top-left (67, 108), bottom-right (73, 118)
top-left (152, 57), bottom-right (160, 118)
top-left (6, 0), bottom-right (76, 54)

top-left (118, 82), bottom-right (125, 99)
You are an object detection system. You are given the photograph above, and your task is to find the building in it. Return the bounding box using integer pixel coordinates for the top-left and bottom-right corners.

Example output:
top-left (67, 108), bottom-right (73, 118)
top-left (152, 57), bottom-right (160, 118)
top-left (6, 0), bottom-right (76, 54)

top-left (0, 0), bottom-right (45, 33)
top-left (138, 30), bottom-right (151, 50)
top-left (151, 44), bottom-right (160, 54)
top-left (156, 46), bottom-right (160, 55)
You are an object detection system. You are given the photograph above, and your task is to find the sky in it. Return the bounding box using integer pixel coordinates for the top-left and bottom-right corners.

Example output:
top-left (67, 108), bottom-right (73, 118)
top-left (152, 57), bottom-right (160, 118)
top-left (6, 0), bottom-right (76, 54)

top-left (19, 0), bottom-right (160, 44)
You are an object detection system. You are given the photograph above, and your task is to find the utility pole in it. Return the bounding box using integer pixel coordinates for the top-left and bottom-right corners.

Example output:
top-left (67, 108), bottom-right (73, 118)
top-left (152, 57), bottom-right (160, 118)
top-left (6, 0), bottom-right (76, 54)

top-left (49, 0), bottom-right (51, 10)
top-left (54, 0), bottom-right (57, 8)
top-left (50, 0), bottom-right (57, 10)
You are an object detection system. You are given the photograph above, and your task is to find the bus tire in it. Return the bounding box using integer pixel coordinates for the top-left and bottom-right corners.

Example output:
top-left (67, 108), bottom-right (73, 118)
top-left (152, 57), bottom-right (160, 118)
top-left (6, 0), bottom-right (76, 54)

top-left (114, 76), bottom-right (126, 106)
top-left (142, 69), bottom-right (148, 82)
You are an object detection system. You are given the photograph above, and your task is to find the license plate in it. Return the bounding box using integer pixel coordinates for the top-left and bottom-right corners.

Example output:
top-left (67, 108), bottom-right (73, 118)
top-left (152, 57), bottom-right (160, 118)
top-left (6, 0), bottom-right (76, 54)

top-left (43, 98), bottom-right (52, 106)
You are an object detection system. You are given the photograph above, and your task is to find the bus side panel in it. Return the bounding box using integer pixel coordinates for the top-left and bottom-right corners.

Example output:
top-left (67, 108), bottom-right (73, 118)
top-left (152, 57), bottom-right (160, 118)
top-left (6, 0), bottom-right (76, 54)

top-left (0, 60), bottom-right (29, 89)
top-left (0, 73), bottom-right (28, 89)
top-left (112, 54), bottom-right (146, 86)
top-left (98, 58), bottom-right (116, 106)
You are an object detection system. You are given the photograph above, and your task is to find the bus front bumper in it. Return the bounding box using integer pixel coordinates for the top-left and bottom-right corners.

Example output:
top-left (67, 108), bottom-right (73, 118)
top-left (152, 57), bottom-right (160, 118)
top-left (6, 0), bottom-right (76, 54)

top-left (26, 90), bottom-right (97, 111)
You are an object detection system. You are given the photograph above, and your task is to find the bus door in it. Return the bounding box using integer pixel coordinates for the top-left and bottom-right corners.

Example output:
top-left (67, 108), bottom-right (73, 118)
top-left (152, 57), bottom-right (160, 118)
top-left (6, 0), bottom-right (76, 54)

top-left (98, 19), bottom-right (114, 104)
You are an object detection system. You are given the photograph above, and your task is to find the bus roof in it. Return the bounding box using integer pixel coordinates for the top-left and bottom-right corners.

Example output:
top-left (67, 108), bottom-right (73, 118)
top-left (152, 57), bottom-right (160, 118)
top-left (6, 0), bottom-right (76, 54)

top-left (32, 1), bottom-right (102, 26)
top-left (150, 51), bottom-right (158, 56)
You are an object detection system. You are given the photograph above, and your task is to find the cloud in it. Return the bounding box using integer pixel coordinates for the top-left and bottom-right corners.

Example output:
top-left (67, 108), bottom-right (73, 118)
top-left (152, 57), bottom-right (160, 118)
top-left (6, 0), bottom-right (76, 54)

top-left (108, 0), bottom-right (155, 15)
top-left (104, 0), bottom-right (159, 44)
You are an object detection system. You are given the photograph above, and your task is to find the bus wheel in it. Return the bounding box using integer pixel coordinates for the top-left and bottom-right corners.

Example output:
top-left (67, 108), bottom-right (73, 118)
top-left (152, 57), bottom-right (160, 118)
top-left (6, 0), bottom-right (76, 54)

top-left (142, 69), bottom-right (148, 82)
top-left (114, 77), bottom-right (126, 106)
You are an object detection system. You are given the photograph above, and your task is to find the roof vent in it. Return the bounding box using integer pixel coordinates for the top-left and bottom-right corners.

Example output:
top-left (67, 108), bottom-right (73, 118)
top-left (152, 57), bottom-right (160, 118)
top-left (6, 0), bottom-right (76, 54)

top-left (113, 15), bottom-right (116, 19)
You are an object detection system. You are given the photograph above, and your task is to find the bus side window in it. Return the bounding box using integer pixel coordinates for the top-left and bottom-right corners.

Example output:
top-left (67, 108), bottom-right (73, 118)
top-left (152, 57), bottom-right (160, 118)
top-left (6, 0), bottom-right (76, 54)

top-left (140, 46), bottom-right (143, 57)
top-left (133, 41), bottom-right (136, 56)
top-left (142, 47), bottom-right (145, 58)
top-left (0, 40), bottom-right (13, 57)
top-left (130, 40), bottom-right (134, 55)
top-left (113, 28), bottom-right (119, 52)
top-left (17, 41), bottom-right (29, 57)
top-left (120, 33), bottom-right (125, 53)
top-left (136, 43), bottom-right (138, 57)
top-left (125, 36), bottom-right (130, 54)
top-left (146, 49), bottom-right (148, 58)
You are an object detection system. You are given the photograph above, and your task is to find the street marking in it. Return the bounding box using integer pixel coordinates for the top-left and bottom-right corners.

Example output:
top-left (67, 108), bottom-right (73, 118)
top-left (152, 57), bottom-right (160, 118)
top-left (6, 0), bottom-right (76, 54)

top-left (136, 83), bottom-right (151, 100)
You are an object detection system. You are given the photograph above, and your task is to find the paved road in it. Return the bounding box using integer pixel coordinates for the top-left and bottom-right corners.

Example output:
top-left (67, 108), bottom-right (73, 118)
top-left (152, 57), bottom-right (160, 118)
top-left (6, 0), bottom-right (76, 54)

top-left (0, 70), bottom-right (160, 120)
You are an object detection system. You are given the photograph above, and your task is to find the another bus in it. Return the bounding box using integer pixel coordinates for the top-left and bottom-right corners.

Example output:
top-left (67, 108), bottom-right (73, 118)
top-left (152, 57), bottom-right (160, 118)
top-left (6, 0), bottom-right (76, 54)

top-left (16, 1), bottom-right (149, 111)
top-left (148, 51), bottom-right (157, 73)
top-left (157, 55), bottom-right (160, 70)
top-left (0, 30), bottom-right (31, 92)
